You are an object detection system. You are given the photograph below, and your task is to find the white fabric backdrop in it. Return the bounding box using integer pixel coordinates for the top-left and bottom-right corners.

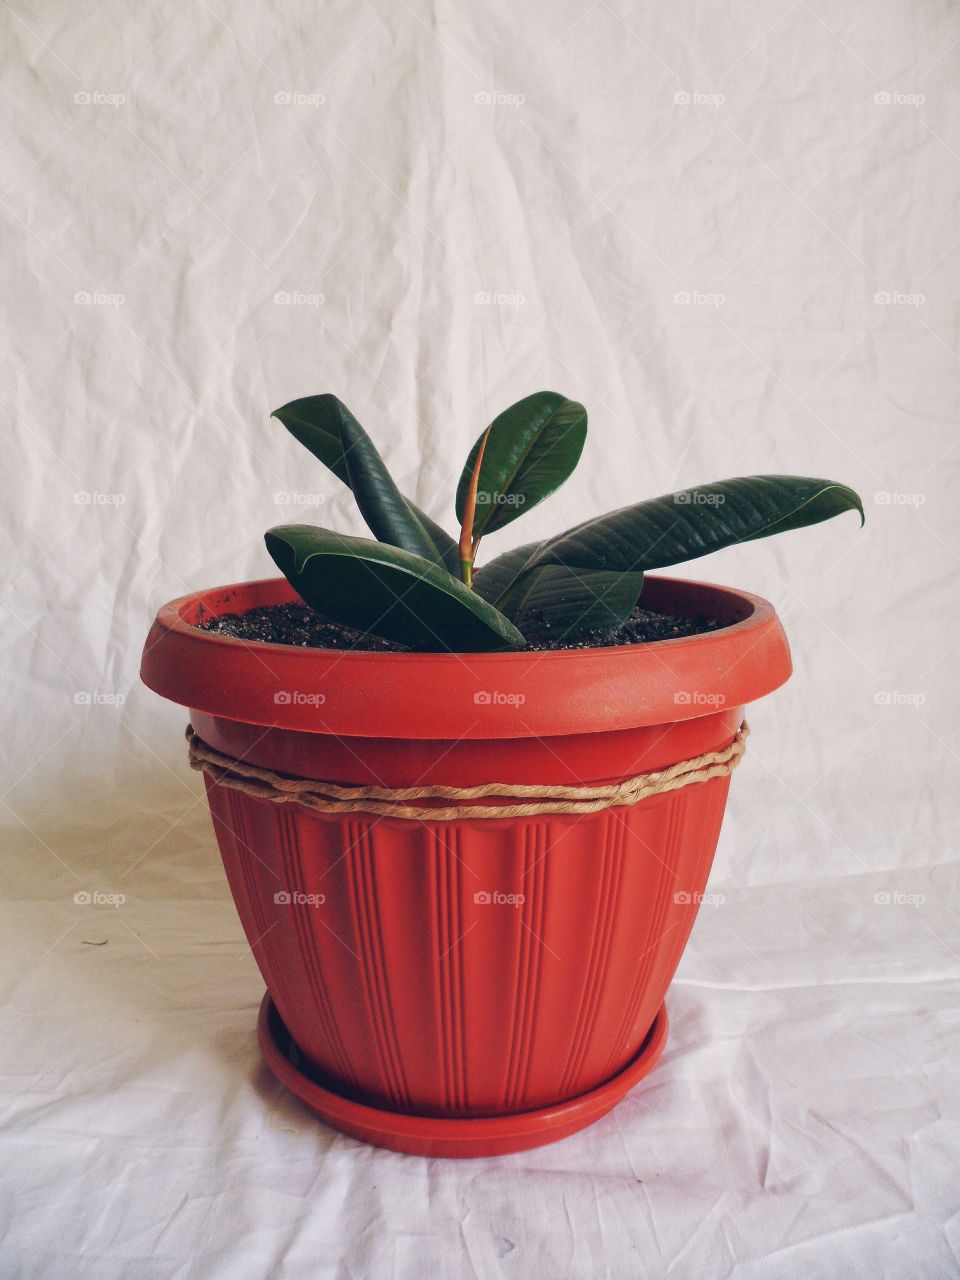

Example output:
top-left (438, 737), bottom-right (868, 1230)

top-left (2, 1), bottom-right (959, 1276)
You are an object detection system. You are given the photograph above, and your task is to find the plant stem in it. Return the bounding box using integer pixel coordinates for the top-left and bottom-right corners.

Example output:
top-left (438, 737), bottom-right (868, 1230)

top-left (459, 427), bottom-right (490, 588)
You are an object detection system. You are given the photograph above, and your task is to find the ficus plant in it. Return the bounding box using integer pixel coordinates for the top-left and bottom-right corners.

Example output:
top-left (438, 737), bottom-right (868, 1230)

top-left (264, 392), bottom-right (863, 652)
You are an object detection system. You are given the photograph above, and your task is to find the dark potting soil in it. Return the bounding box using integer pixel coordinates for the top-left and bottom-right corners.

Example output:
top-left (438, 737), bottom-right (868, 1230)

top-left (196, 602), bottom-right (724, 651)
top-left (522, 607), bottom-right (724, 650)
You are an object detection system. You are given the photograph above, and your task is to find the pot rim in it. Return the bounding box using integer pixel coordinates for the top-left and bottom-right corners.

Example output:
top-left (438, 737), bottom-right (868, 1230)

top-left (141, 573), bottom-right (792, 739)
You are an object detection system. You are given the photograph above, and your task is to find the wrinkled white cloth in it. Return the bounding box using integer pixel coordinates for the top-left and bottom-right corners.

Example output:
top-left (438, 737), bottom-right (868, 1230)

top-left (2, 1), bottom-right (958, 1276)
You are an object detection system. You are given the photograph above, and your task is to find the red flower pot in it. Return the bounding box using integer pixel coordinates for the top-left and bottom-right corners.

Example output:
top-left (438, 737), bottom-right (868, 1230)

top-left (141, 574), bottom-right (790, 1157)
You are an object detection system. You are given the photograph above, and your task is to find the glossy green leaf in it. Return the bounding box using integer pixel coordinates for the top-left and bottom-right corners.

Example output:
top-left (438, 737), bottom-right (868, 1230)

top-left (265, 525), bottom-right (525, 652)
top-left (272, 394), bottom-right (353, 485)
top-left (530, 475), bottom-right (864, 575)
top-left (498, 566), bottom-right (645, 642)
top-left (455, 392), bottom-right (587, 540)
top-left (474, 541), bottom-right (642, 641)
top-left (272, 395), bottom-right (458, 571)
top-left (473, 540), bottom-right (545, 604)
top-left (410, 507), bottom-right (461, 577)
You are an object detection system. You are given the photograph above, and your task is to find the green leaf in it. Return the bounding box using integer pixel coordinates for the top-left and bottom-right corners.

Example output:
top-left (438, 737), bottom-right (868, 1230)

top-left (498, 566), bottom-right (645, 642)
top-left (272, 394), bottom-right (352, 485)
top-left (455, 392), bottom-right (587, 541)
top-left (272, 395), bottom-right (458, 570)
top-left (409, 507), bottom-right (461, 577)
top-left (530, 475), bottom-right (864, 575)
top-left (473, 540), bottom-right (546, 604)
top-left (474, 541), bottom-right (642, 642)
top-left (265, 525), bottom-right (525, 652)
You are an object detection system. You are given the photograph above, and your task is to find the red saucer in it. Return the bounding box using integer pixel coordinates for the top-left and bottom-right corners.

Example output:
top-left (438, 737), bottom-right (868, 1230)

top-left (257, 992), bottom-right (668, 1158)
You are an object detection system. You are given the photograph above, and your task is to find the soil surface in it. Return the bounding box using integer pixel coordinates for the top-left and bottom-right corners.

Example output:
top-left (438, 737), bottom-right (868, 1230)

top-left (523, 607), bottom-right (724, 650)
top-left (197, 602), bottom-right (724, 651)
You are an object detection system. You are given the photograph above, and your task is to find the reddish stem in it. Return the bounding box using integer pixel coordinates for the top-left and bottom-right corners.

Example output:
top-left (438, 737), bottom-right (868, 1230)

top-left (459, 428), bottom-right (490, 587)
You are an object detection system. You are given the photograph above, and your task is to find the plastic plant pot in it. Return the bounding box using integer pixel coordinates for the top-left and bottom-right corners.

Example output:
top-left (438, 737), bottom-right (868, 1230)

top-left (141, 573), bottom-right (791, 1157)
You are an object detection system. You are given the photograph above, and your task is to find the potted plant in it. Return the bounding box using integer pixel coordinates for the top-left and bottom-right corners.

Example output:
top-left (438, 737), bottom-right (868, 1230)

top-left (141, 391), bottom-right (862, 1157)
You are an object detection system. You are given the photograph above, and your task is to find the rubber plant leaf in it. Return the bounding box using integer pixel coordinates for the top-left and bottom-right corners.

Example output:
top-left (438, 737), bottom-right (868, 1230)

top-left (455, 392), bottom-right (587, 542)
top-left (496, 566), bottom-right (645, 641)
top-left (272, 394), bottom-right (458, 572)
top-left (473, 540), bottom-right (546, 604)
top-left (475, 541), bottom-right (643, 641)
top-left (528, 475), bottom-right (864, 575)
top-left (265, 525), bottom-right (526, 652)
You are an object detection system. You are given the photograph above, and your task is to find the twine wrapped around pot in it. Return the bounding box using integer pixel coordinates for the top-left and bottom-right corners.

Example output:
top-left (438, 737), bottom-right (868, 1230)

top-left (186, 721), bottom-right (749, 822)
